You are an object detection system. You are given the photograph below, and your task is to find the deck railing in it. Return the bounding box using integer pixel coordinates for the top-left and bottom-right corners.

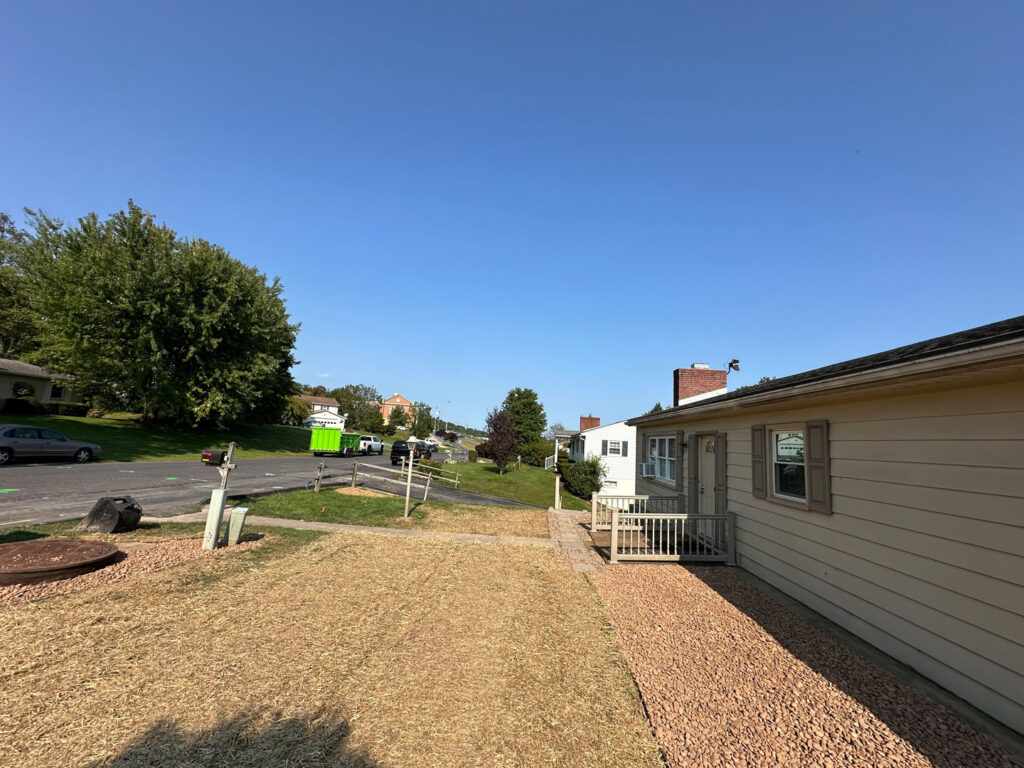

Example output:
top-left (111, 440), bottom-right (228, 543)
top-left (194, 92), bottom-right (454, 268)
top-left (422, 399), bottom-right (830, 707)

top-left (608, 509), bottom-right (735, 563)
top-left (590, 494), bottom-right (680, 531)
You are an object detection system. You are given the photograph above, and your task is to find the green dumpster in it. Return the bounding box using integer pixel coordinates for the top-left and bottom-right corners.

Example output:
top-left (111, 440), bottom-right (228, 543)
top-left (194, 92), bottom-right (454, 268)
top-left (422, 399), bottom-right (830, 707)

top-left (309, 428), bottom-right (361, 456)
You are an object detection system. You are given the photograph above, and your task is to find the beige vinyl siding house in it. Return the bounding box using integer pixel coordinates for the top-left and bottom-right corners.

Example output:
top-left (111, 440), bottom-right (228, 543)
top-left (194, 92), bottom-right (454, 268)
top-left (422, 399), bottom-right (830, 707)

top-left (629, 316), bottom-right (1024, 734)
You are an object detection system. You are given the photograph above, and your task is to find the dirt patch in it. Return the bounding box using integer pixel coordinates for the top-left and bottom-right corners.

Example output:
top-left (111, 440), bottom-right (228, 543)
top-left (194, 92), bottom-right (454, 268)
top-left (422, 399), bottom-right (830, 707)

top-left (0, 538), bottom-right (263, 608)
top-left (333, 486), bottom-right (391, 498)
top-left (0, 532), bottom-right (659, 768)
top-left (594, 563), bottom-right (1023, 768)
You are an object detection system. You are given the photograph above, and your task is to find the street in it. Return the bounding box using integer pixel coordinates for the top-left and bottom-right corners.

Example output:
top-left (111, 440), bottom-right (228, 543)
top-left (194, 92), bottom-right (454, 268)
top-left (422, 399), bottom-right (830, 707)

top-left (0, 451), bottom-right (531, 527)
top-left (0, 453), bottom-right (390, 526)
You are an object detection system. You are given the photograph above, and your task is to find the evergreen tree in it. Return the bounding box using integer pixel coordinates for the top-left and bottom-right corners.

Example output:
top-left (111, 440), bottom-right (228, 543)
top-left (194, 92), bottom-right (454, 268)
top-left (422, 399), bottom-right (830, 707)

top-left (501, 387), bottom-right (546, 446)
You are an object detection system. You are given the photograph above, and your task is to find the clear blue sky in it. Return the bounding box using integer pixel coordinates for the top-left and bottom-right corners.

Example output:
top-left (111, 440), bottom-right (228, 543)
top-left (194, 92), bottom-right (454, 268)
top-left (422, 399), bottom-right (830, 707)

top-left (4, 2), bottom-right (1022, 429)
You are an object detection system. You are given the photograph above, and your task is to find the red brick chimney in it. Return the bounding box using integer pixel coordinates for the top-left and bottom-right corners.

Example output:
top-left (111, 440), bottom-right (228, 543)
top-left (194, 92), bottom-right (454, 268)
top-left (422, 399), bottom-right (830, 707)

top-left (673, 364), bottom-right (727, 406)
top-left (579, 415), bottom-right (600, 432)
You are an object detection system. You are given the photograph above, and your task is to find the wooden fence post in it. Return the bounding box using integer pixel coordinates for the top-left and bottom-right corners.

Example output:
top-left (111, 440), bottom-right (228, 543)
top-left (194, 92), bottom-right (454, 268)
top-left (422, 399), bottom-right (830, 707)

top-left (591, 492), bottom-right (598, 530)
top-left (351, 460), bottom-right (359, 488)
top-left (610, 509), bottom-right (619, 564)
top-left (554, 474), bottom-right (561, 510)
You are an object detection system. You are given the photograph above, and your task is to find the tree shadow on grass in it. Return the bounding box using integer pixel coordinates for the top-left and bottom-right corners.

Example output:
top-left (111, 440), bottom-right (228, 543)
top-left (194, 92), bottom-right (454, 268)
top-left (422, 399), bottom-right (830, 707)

top-left (686, 565), bottom-right (1023, 768)
top-left (84, 708), bottom-right (379, 768)
top-left (0, 529), bottom-right (49, 544)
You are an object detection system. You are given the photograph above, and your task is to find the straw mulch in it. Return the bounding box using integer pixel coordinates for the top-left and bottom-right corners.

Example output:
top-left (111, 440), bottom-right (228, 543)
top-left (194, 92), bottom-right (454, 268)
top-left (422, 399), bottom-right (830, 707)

top-left (0, 531), bottom-right (662, 768)
top-left (403, 504), bottom-right (551, 538)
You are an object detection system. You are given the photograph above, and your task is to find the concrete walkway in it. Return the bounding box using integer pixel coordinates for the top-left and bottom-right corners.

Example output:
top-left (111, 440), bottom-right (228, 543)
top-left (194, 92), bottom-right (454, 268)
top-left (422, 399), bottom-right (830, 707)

top-left (547, 507), bottom-right (605, 573)
top-left (143, 511), bottom-right (556, 549)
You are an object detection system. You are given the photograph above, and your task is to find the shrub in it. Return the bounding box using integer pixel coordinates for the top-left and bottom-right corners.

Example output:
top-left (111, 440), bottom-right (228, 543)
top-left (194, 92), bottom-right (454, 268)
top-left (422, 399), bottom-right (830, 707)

top-left (41, 402), bottom-right (90, 416)
top-left (520, 439), bottom-right (554, 467)
top-left (468, 449), bottom-right (477, 463)
top-left (475, 440), bottom-right (492, 459)
top-left (562, 457), bottom-right (605, 499)
top-left (418, 458), bottom-right (444, 478)
top-left (0, 397), bottom-right (45, 415)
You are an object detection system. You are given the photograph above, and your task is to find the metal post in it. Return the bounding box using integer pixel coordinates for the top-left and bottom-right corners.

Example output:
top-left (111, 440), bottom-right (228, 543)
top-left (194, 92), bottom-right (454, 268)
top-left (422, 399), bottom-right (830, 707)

top-left (314, 461), bottom-right (325, 492)
top-left (423, 474), bottom-right (431, 501)
top-left (591, 492), bottom-right (598, 530)
top-left (203, 442), bottom-right (236, 550)
top-left (404, 452), bottom-right (414, 518)
top-left (351, 459), bottom-right (359, 488)
top-left (610, 509), bottom-right (619, 563)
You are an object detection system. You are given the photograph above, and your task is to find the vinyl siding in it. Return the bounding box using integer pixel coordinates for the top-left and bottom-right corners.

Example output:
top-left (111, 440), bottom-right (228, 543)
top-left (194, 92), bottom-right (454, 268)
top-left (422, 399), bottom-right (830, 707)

top-left (635, 377), bottom-right (1024, 733)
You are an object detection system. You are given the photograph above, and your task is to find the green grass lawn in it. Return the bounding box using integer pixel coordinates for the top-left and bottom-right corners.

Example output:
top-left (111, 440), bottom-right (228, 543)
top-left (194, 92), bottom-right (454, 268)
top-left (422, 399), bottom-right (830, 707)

top-left (454, 461), bottom-right (589, 510)
top-left (7, 413), bottom-right (315, 462)
top-left (0, 517), bottom-right (325, 554)
top-left (238, 489), bottom-right (434, 527)
top-left (231, 489), bottom-right (552, 537)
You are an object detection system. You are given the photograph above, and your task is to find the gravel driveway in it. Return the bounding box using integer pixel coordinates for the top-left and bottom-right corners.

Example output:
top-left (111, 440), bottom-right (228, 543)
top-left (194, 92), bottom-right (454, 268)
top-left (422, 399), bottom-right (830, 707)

top-left (593, 563), bottom-right (1023, 768)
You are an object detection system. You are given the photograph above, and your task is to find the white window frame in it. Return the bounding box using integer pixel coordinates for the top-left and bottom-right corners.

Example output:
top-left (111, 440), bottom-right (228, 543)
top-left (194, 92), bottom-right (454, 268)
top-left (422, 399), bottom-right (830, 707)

top-left (608, 440), bottom-right (621, 455)
top-left (770, 426), bottom-right (806, 502)
top-left (647, 435), bottom-right (676, 485)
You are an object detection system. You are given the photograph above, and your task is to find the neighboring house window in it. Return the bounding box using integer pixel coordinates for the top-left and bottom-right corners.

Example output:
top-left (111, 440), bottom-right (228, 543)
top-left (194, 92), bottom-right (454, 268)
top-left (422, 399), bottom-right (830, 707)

top-left (647, 436), bottom-right (676, 483)
top-left (601, 440), bottom-right (629, 457)
top-left (50, 385), bottom-right (65, 400)
top-left (771, 428), bottom-right (805, 500)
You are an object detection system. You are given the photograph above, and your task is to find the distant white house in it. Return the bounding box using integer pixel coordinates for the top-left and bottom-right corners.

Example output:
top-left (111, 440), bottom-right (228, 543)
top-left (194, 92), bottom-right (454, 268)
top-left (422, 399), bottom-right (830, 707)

top-left (299, 395), bottom-right (347, 429)
top-left (568, 416), bottom-right (636, 495)
top-left (0, 358), bottom-right (77, 407)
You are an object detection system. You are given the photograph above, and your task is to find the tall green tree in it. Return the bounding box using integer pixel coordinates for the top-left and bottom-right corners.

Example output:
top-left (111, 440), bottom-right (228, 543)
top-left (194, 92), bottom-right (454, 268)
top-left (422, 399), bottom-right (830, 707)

top-left (501, 387), bottom-right (546, 447)
top-left (411, 402), bottom-right (433, 439)
top-left (22, 202), bottom-right (298, 425)
top-left (329, 384), bottom-right (382, 430)
top-left (0, 212), bottom-right (39, 357)
top-left (388, 405), bottom-right (408, 429)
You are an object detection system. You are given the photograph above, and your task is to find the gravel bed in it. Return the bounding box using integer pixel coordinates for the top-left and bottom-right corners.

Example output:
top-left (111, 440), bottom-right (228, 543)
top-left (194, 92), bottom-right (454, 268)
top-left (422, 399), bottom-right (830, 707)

top-left (593, 563), bottom-right (1023, 768)
top-left (0, 538), bottom-right (262, 607)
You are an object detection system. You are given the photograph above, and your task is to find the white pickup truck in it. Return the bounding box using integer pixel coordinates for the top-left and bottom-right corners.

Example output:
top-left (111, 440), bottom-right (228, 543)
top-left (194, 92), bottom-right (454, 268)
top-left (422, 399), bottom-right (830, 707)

top-left (359, 435), bottom-right (385, 455)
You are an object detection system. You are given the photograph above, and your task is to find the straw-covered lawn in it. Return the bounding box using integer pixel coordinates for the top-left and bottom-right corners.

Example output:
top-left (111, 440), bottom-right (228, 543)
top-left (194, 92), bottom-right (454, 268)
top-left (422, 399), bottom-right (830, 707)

top-left (0, 530), bottom-right (661, 767)
top-left (236, 487), bottom-right (552, 538)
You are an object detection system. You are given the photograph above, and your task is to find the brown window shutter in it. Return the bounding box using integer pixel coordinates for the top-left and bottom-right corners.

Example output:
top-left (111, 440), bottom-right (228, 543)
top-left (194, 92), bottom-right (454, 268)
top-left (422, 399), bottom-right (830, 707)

top-left (686, 432), bottom-right (698, 511)
top-left (805, 420), bottom-right (831, 514)
top-left (751, 425), bottom-right (767, 499)
top-left (714, 431), bottom-right (728, 515)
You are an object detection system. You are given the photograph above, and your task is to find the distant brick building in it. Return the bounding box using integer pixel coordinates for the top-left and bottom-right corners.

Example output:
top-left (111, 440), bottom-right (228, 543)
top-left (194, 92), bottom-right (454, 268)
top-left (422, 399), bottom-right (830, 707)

top-left (380, 393), bottom-right (414, 424)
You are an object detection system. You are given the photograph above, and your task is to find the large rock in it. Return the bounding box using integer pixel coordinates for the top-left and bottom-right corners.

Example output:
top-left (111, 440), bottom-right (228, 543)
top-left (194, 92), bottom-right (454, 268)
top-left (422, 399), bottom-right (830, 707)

top-left (77, 496), bottom-right (143, 534)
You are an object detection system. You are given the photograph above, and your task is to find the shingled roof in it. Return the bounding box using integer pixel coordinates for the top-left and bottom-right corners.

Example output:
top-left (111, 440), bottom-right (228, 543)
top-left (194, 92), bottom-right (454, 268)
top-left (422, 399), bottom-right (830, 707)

top-left (629, 314), bottom-right (1024, 425)
top-left (0, 358), bottom-right (70, 380)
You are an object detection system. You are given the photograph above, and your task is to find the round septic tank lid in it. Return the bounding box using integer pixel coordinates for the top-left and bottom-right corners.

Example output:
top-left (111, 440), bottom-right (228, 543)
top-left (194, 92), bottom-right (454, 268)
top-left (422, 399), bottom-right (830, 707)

top-left (0, 539), bottom-right (119, 584)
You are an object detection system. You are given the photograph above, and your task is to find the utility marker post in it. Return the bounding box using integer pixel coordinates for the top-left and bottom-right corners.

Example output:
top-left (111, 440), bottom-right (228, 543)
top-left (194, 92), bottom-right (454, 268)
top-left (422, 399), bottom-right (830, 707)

top-left (403, 452), bottom-right (414, 518)
top-left (351, 459), bottom-right (359, 488)
top-left (313, 461), bottom-right (325, 492)
top-left (423, 473), bottom-right (431, 501)
top-left (202, 442), bottom-right (237, 551)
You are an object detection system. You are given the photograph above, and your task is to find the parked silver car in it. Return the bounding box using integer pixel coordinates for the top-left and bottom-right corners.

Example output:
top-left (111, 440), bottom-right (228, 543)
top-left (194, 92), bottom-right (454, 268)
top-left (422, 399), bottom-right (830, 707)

top-left (0, 424), bottom-right (102, 465)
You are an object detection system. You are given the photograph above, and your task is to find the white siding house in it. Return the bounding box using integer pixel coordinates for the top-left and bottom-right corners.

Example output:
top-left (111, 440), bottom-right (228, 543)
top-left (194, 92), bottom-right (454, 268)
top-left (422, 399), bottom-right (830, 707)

top-left (568, 417), bottom-right (637, 495)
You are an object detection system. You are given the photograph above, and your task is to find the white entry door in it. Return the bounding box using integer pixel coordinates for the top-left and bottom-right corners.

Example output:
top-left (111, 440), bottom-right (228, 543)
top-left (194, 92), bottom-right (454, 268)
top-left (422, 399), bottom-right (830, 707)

top-left (698, 435), bottom-right (717, 516)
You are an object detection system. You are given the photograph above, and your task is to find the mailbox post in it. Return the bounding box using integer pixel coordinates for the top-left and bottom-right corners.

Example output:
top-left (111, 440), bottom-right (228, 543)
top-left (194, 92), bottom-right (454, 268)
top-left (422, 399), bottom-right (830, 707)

top-left (202, 442), bottom-right (237, 550)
